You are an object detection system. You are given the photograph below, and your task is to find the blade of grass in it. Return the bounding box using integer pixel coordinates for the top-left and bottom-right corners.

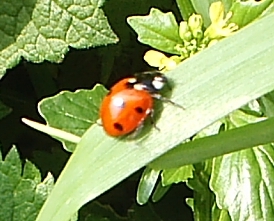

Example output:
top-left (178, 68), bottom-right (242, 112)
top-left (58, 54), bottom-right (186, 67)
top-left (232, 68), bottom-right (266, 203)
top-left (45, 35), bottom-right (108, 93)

top-left (151, 117), bottom-right (274, 169)
top-left (36, 13), bottom-right (274, 221)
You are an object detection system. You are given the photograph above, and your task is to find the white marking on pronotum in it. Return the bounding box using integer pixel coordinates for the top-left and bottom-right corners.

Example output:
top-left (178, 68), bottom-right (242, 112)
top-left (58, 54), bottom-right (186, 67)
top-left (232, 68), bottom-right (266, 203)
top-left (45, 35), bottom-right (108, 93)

top-left (127, 78), bottom-right (137, 83)
top-left (152, 77), bottom-right (165, 90)
top-left (134, 83), bottom-right (145, 91)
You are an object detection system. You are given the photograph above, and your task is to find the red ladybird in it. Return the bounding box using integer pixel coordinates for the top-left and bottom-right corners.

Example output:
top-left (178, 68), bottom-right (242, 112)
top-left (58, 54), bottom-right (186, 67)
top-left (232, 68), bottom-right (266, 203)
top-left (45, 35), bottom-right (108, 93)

top-left (100, 71), bottom-right (179, 137)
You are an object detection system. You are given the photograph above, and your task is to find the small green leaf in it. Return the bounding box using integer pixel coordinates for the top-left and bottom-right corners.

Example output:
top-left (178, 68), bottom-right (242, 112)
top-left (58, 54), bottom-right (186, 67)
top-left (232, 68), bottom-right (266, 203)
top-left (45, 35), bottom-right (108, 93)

top-left (161, 165), bottom-right (194, 186)
top-left (151, 183), bottom-right (171, 202)
top-left (38, 85), bottom-right (107, 151)
top-left (0, 0), bottom-right (118, 78)
top-left (230, 0), bottom-right (273, 27)
top-left (176, 0), bottom-right (196, 21)
top-left (137, 167), bottom-right (160, 205)
top-left (127, 8), bottom-right (181, 54)
top-left (190, 0), bottom-right (216, 27)
top-left (0, 146), bottom-right (54, 221)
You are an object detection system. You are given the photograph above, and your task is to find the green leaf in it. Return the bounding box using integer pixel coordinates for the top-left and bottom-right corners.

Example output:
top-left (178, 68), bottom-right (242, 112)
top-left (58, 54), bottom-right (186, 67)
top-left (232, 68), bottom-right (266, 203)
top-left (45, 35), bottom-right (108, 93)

top-left (35, 13), bottom-right (274, 221)
top-left (211, 143), bottom-right (274, 221)
top-left (190, 0), bottom-right (216, 27)
top-left (136, 167), bottom-right (160, 205)
top-left (210, 110), bottom-right (274, 221)
top-left (38, 85), bottom-right (108, 151)
top-left (187, 162), bottom-right (232, 221)
top-left (150, 116), bottom-right (274, 170)
top-left (175, 0), bottom-right (196, 21)
top-left (161, 165), bottom-right (194, 186)
top-left (0, 0), bottom-right (118, 78)
top-left (127, 8), bottom-right (181, 54)
top-left (190, 0), bottom-right (236, 27)
top-left (259, 91), bottom-right (274, 117)
top-left (0, 146), bottom-right (54, 221)
top-left (151, 183), bottom-right (171, 202)
top-left (230, 0), bottom-right (273, 27)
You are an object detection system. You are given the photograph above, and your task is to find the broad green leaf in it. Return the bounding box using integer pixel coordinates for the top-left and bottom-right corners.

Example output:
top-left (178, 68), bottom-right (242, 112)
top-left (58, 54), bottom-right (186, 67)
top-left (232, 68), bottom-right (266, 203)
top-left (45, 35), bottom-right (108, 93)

top-left (212, 144), bottom-right (274, 221)
top-left (38, 85), bottom-right (107, 151)
top-left (176, 0), bottom-right (196, 21)
top-left (36, 13), bottom-right (274, 221)
top-left (187, 162), bottom-right (232, 221)
top-left (210, 110), bottom-right (274, 221)
top-left (0, 100), bottom-right (12, 120)
top-left (161, 165), bottom-right (194, 186)
top-left (136, 167), bottom-right (160, 205)
top-left (0, 146), bottom-right (54, 221)
top-left (0, 0), bottom-right (118, 78)
top-left (127, 8), bottom-right (181, 55)
top-left (230, 0), bottom-right (273, 27)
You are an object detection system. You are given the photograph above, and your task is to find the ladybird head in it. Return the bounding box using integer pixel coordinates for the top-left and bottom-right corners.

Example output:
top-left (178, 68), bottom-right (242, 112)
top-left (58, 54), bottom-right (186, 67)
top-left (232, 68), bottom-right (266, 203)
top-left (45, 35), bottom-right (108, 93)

top-left (132, 71), bottom-right (168, 93)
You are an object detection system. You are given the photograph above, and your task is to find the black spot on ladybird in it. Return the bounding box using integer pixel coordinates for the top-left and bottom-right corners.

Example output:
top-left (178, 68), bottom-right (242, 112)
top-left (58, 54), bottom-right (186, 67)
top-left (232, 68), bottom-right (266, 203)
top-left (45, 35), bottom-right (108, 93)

top-left (113, 123), bottom-right (123, 131)
top-left (135, 107), bottom-right (144, 114)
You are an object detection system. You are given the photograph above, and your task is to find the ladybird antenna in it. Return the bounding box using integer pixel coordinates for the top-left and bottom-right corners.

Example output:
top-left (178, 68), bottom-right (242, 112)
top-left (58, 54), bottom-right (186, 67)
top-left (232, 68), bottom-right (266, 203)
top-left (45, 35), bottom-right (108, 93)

top-left (151, 94), bottom-right (185, 109)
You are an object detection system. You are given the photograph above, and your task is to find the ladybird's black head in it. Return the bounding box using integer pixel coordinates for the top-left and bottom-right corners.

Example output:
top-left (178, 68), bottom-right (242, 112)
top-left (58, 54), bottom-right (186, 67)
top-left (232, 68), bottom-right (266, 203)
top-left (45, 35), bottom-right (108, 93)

top-left (133, 71), bottom-right (167, 93)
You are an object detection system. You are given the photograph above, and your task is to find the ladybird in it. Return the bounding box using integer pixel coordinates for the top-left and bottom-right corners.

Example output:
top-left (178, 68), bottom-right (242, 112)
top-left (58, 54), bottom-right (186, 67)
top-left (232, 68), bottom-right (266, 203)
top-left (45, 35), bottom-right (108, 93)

top-left (100, 71), bottom-right (179, 137)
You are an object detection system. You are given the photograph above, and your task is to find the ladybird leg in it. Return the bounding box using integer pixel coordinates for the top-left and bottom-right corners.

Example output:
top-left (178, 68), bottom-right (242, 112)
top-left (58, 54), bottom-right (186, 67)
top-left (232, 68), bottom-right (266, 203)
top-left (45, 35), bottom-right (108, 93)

top-left (149, 109), bottom-right (160, 131)
top-left (151, 93), bottom-right (185, 109)
top-left (127, 109), bottom-right (160, 139)
top-left (126, 120), bottom-right (147, 140)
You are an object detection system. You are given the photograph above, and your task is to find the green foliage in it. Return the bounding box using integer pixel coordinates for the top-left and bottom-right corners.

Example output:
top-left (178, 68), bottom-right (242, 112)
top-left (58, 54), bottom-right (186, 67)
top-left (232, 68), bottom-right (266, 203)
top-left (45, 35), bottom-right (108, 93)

top-left (38, 85), bottom-right (108, 152)
top-left (230, 0), bottom-right (273, 27)
top-left (1, 0), bottom-right (274, 221)
top-left (136, 167), bottom-right (161, 205)
top-left (35, 11), bottom-right (274, 221)
top-left (210, 110), bottom-right (274, 221)
top-left (0, 147), bottom-right (54, 221)
top-left (127, 9), bottom-right (181, 55)
top-left (0, 0), bottom-right (118, 78)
